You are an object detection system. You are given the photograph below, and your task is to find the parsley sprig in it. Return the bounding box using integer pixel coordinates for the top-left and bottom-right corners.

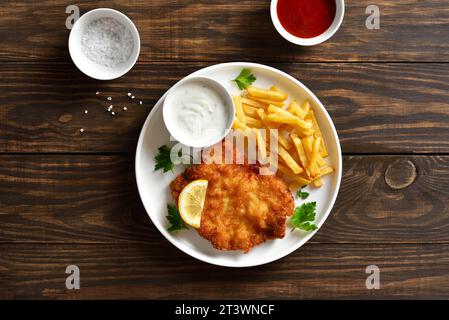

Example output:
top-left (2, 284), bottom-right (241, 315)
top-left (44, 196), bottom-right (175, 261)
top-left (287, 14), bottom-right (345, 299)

top-left (154, 145), bottom-right (191, 173)
top-left (297, 188), bottom-right (310, 200)
top-left (233, 68), bottom-right (256, 90)
top-left (154, 145), bottom-right (174, 172)
top-left (291, 202), bottom-right (318, 231)
top-left (166, 204), bottom-right (188, 232)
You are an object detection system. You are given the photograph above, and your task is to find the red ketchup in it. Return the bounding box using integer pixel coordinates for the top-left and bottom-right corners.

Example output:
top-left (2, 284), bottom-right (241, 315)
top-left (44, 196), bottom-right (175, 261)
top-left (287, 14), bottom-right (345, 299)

top-left (277, 0), bottom-right (336, 39)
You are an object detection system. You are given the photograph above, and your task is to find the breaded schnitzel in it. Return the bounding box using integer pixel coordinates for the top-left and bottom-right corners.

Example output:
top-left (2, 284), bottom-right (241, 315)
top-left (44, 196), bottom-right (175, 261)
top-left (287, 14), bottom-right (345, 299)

top-left (170, 162), bottom-right (294, 253)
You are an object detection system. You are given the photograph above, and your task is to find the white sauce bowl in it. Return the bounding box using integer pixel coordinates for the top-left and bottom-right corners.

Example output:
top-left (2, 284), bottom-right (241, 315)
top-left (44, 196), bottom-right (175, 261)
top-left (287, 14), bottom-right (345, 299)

top-left (163, 76), bottom-right (235, 148)
top-left (68, 8), bottom-right (140, 80)
top-left (270, 0), bottom-right (345, 46)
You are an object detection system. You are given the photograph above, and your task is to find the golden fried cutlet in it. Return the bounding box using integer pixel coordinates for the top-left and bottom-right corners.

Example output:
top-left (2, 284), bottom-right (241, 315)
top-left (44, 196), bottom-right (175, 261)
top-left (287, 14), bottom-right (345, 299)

top-left (170, 163), bottom-right (294, 253)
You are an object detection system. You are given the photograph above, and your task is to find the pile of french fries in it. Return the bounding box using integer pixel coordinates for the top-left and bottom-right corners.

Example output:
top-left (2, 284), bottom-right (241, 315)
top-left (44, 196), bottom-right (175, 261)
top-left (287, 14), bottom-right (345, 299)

top-left (232, 85), bottom-right (333, 190)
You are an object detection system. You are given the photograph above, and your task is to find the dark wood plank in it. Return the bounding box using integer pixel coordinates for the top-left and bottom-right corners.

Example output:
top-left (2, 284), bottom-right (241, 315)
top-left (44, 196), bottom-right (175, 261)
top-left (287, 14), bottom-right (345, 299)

top-left (1, 1), bottom-right (448, 62)
top-left (1, 155), bottom-right (448, 244)
top-left (1, 62), bottom-right (449, 153)
top-left (1, 243), bottom-right (449, 299)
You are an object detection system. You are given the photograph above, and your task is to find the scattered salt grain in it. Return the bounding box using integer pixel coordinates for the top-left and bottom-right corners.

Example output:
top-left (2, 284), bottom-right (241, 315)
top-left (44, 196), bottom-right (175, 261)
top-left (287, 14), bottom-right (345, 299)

top-left (123, 107), bottom-right (127, 111)
top-left (107, 97), bottom-right (112, 101)
top-left (95, 91), bottom-right (100, 95)
top-left (111, 111), bottom-right (116, 116)
top-left (84, 110), bottom-right (88, 114)
top-left (139, 101), bottom-right (143, 105)
top-left (81, 17), bottom-right (134, 68)
top-left (127, 93), bottom-right (132, 96)
top-left (131, 96), bottom-right (135, 99)
top-left (80, 128), bottom-right (85, 133)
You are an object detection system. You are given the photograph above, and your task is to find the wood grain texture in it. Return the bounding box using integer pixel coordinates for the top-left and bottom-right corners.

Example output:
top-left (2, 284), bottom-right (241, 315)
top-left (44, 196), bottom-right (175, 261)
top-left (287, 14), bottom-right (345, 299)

top-left (1, 155), bottom-right (448, 244)
top-left (1, 62), bottom-right (449, 153)
top-left (1, 1), bottom-right (449, 62)
top-left (1, 243), bottom-right (449, 299)
top-left (1, 0), bottom-right (449, 300)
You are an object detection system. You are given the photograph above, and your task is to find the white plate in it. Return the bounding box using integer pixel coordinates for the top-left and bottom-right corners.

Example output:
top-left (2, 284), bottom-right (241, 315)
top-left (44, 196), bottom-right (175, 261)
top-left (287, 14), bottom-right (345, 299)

top-left (135, 62), bottom-right (342, 267)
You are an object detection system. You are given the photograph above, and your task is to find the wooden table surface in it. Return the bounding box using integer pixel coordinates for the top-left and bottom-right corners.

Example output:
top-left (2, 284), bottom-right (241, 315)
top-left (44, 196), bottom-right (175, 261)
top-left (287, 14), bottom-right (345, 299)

top-left (1, 0), bottom-right (449, 299)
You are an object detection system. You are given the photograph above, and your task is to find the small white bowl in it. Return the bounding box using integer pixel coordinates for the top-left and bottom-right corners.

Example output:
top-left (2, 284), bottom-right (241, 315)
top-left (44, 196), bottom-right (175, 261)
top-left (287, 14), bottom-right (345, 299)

top-left (163, 76), bottom-right (235, 148)
top-left (270, 0), bottom-right (345, 46)
top-left (68, 8), bottom-right (140, 80)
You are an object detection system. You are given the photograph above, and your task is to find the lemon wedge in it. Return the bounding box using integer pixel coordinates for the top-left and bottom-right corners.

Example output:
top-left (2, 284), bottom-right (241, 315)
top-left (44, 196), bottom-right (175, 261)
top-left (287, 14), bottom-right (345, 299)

top-left (178, 179), bottom-right (208, 228)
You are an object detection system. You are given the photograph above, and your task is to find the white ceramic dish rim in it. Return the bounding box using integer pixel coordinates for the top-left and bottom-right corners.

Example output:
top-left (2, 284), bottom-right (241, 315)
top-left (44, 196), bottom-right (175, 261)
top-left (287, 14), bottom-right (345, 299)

top-left (162, 76), bottom-right (235, 148)
top-left (270, 0), bottom-right (345, 46)
top-left (135, 62), bottom-right (342, 267)
top-left (68, 8), bottom-right (141, 80)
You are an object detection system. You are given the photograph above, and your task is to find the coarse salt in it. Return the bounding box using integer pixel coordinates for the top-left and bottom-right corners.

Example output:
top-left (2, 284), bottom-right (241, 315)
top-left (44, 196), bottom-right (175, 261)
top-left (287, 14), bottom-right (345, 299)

top-left (81, 17), bottom-right (134, 68)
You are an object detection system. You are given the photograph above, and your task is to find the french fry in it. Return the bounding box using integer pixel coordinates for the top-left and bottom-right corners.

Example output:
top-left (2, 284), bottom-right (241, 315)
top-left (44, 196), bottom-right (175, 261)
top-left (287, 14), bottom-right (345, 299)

top-left (288, 145), bottom-right (301, 167)
top-left (258, 109), bottom-right (281, 128)
top-left (242, 97), bottom-right (268, 109)
top-left (242, 104), bottom-right (259, 117)
top-left (247, 95), bottom-right (285, 107)
top-left (310, 138), bottom-right (321, 177)
top-left (317, 152), bottom-right (326, 167)
top-left (301, 136), bottom-right (314, 175)
top-left (254, 129), bottom-right (267, 160)
top-left (277, 130), bottom-right (293, 150)
top-left (267, 105), bottom-right (313, 129)
top-left (301, 136), bottom-right (313, 160)
top-left (233, 95), bottom-right (246, 125)
top-left (288, 181), bottom-right (302, 192)
top-left (233, 83), bottom-right (332, 190)
top-left (310, 137), bottom-right (321, 176)
top-left (257, 108), bottom-right (266, 120)
top-left (265, 114), bottom-right (296, 126)
top-left (232, 118), bottom-right (250, 131)
top-left (301, 100), bottom-right (310, 114)
top-left (287, 100), bottom-right (307, 119)
top-left (278, 145), bottom-right (303, 174)
top-left (265, 113), bottom-right (313, 131)
top-left (310, 166), bottom-right (333, 188)
top-left (267, 104), bottom-right (295, 117)
top-left (277, 163), bottom-right (311, 186)
top-left (247, 86), bottom-right (288, 102)
top-left (319, 166), bottom-right (334, 176)
top-left (313, 177), bottom-right (323, 187)
top-left (262, 119), bottom-right (282, 129)
top-left (306, 110), bottom-right (328, 157)
top-left (246, 116), bottom-right (263, 128)
top-left (291, 127), bottom-right (315, 138)
top-left (267, 106), bottom-right (313, 135)
top-left (291, 133), bottom-right (311, 178)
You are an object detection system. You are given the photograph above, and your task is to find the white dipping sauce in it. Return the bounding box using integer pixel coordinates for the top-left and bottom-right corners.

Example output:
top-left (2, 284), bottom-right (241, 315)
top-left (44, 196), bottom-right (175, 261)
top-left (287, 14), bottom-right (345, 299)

top-left (166, 81), bottom-right (230, 146)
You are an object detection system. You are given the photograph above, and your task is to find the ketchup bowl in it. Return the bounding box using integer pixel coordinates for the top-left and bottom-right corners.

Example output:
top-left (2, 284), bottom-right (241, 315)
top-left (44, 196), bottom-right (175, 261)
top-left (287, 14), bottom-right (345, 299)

top-left (270, 0), bottom-right (344, 46)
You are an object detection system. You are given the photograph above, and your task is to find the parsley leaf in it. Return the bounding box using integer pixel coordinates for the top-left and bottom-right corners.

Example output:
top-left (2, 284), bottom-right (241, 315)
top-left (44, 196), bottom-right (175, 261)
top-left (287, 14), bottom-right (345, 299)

top-left (233, 68), bottom-right (256, 90)
top-left (166, 204), bottom-right (188, 232)
top-left (297, 189), bottom-right (310, 200)
top-left (154, 145), bottom-right (178, 172)
top-left (291, 202), bottom-right (318, 231)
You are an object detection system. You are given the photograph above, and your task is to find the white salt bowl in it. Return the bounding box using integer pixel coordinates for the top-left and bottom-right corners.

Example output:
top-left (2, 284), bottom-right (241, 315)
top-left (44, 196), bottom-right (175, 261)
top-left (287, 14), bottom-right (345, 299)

top-left (69, 8), bottom-right (140, 80)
